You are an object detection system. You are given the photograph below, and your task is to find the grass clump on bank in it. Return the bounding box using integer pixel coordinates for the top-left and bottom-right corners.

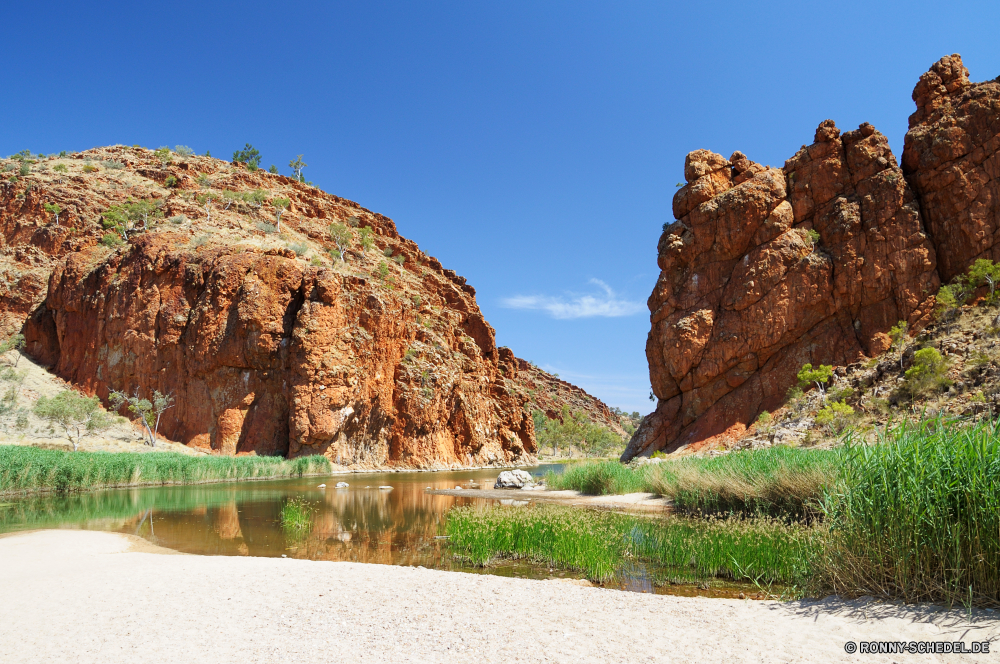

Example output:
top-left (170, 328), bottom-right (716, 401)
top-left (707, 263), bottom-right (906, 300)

top-left (280, 497), bottom-right (315, 536)
top-left (0, 445), bottom-right (331, 496)
top-left (546, 447), bottom-right (836, 520)
top-left (818, 418), bottom-right (1000, 607)
top-left (446, 503), bottom-right (818, 586)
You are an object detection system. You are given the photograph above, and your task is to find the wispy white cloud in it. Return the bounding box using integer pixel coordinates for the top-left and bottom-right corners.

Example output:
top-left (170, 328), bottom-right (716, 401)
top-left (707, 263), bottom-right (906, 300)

top-left (501, 279), bottom-right (644, 320)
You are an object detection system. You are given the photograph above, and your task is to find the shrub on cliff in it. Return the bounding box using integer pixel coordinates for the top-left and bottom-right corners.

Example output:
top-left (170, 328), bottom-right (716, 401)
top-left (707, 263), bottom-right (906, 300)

top-left (903, 347), bottom-right (950, 397)
top-left (153, 146), bottom-right (172, 165)
top-left (329, 222), bottom-right (352, 262)
top-left (289, 154), bottom-right (307, 181)
top-left (43, 202), bottom-right (61, 224)
top-left (100, 233), bottom-right (124, 248)
top-left (271, 197), bottom-right (290, 231)
top-left (174, 145), bottom-right (194, 157)
top-left (797, 363), bottom-right (833, 395)
top-left (233, 143), bottom-right (262, 171)
top-left (814, 401), bottom-right (854, 434)
top-left (888, 321), bottom-right (908, 369)
top-left (359, 226), bottom-right (375, 251)
top-left (967, 258), bottom-right (1000, 303)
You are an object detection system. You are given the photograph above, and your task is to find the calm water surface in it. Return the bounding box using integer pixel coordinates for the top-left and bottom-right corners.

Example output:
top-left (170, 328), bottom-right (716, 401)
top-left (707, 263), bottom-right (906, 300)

top-left (0, 464), bottom-right (766, 598)
top-left (0, 466), bottom-right (559, 571)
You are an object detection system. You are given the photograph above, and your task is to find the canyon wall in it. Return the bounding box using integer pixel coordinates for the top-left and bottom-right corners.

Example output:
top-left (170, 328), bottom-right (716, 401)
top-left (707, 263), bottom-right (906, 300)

top-left (624, 54), bottom-right (999, 460)
top-left (4, 147), bottom-right (540, 467)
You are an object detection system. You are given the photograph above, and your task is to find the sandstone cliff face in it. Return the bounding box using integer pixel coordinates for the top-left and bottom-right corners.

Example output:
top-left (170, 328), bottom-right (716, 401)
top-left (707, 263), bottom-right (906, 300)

top-left (622, 55), bottom-right (999, 459)
top-left (5, 147), bottom-right (537, 467)
top-left (903, 55), bottom-right (1000, 283)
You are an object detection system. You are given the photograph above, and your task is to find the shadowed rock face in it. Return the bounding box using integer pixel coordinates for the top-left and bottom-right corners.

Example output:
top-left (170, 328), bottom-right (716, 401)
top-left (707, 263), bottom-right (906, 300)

top-left (622, 54), bottom-right (1000, 460)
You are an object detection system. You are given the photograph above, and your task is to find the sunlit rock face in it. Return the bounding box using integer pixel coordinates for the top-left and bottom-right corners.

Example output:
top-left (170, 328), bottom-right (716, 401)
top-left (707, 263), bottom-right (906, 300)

top-left (623, 55), bottom-right (1000, 459)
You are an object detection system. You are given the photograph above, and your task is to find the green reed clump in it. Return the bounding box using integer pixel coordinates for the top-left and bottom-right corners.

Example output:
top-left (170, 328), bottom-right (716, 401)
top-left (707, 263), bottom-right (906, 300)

top-left (649, 447), bottom-right (836, 520)
top-left (817, 419), bottom-right (1000, 606)
top-left (545, 447), bottom-right (836, 520)
top-left (545, 460), bottom-right (652, 495)
top-left (0, 445), bottom-right (331, 496)
top-left (446, 503), bottom-right (818, 585)
top-left (281, 497), bottom-right (315, 535)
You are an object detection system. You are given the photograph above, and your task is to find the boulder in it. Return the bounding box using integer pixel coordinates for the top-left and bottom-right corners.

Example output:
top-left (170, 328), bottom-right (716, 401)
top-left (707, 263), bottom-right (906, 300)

top-left (494, 469), bottom-right (534, 489)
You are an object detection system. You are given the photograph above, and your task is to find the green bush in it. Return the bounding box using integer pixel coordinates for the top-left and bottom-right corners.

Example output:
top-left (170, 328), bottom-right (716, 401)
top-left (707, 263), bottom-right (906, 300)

top-left (175, 145), bottom-right (194, 157)
top-left (535, 406), bottom-right (624, 458)
top-left (903, 347), bottom-right (950, 397)
top-left (154, 147), bottom-right (172, 165)
top-left (232, 143), bottom-right (261, 169)
top-left (52, 164), bottom-right (68, 173)
top-left (797, 363), bottom-right (833, 394)
top-left (100, 233), bottom-right (124, 248)
top-left (18, 163), bottom-right (29, 176)
top-left (814, 400), bottom-right (854, 434)
top-left (164, 175), bottom-right (178, 188)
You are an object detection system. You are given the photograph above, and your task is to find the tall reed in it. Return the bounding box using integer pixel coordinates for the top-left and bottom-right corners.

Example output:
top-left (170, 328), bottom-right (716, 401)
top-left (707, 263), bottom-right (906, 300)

top-left (446, 503), bottom-right (818, 585)
top-left (0, 445), bottom-right (331, 496)
top-left (817, 419), bottom-right (1000, 606)
top-left (546, 447), bottom-right (836, 519)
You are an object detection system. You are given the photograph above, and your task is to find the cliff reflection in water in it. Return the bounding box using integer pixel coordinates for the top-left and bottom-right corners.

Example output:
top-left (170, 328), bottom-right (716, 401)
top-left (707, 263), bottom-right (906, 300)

top-left (0, 466), bottom-right (556, 569)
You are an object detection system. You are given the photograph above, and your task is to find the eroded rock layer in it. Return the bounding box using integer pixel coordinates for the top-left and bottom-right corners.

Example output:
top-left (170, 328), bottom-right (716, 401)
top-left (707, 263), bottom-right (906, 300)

top-left (624, 54), bottom-right (1000, 460)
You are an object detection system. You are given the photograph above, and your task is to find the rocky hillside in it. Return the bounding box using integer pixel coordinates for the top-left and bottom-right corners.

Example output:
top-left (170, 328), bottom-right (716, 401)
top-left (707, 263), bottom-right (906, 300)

top-left (0, 146), bottom-right (552, 467)
top-left (502, 354), bottom-right (628, 438)
top-left (625, 54), bottom-right (1000, 460)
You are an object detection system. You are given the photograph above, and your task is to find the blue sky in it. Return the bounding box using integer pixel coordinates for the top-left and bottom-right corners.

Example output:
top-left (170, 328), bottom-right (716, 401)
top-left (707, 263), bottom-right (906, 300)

top-left (3, 1), bottom-right (999, 414)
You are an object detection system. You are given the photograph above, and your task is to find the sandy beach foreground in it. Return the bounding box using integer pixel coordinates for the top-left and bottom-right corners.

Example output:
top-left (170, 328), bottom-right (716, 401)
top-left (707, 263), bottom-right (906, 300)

top-left (0, 530), bottom-right (997, 663)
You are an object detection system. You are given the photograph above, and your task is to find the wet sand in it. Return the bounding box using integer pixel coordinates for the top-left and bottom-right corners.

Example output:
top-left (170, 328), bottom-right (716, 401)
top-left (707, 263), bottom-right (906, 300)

top-left (1, 530), bottom-right (997, 663)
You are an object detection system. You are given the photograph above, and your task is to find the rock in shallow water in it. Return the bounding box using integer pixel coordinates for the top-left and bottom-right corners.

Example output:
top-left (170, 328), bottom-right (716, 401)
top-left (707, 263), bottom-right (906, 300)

top-left (494, 469), bottom-right (534, 489)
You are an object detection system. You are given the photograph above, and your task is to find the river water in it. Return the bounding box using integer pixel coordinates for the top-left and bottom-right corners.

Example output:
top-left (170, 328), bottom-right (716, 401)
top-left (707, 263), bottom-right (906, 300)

top-left (0, 464), bottom-right (765, 598)
top-left (0, 466), bottom-right (561, 572)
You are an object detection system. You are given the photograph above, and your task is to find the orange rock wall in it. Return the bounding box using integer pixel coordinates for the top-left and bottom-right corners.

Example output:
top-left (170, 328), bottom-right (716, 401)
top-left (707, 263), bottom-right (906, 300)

top-left (4, 147), bottom-right (536, 468)
top-left (625, 54), bottom-right (996, 460)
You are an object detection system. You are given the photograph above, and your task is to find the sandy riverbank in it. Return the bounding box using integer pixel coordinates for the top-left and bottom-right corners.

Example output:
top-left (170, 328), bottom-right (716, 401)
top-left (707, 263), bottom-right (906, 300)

top-left (0, 530), bottom-right (996, 663)
top-left (427, 487), bottom-right (671, 512)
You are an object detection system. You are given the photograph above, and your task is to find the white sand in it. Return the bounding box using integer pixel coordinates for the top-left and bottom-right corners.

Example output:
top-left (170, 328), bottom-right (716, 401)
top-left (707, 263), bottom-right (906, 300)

top-left (0, 530), bottom-right (997, 663)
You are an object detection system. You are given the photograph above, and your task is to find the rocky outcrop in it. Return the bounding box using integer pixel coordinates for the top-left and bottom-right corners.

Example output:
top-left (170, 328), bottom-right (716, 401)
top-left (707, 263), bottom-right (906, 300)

top-left (3, 146), bottom-right (543, 468)
top-left (902, 54), bottom-right (1000, 283)
top-left (623, 55), bottom-right (1000, 460)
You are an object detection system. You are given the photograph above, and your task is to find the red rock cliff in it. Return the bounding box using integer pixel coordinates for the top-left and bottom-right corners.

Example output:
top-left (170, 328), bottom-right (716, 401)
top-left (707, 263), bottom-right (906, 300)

top-left (624, 54), bottom-right (999, 460)
top-left (5, 147), bottom-right (537, 467)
